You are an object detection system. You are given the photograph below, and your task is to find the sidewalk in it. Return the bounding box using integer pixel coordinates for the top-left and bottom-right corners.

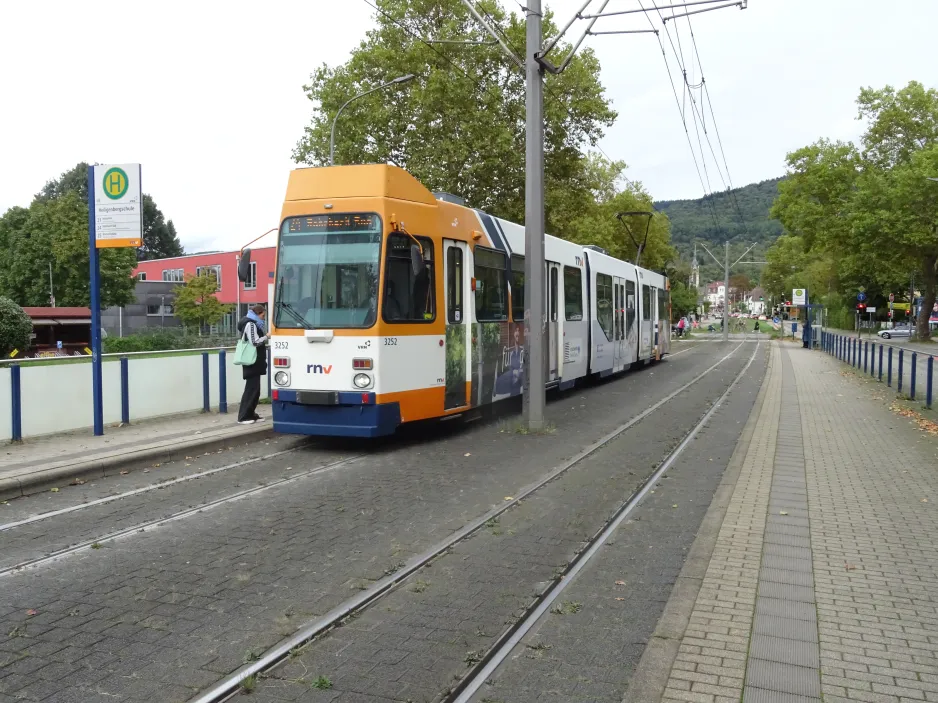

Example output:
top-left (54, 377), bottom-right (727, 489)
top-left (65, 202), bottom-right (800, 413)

top-left (0, 408), bottom-right (272, 501)
top-left (632, 342), bottom-right (938, 703)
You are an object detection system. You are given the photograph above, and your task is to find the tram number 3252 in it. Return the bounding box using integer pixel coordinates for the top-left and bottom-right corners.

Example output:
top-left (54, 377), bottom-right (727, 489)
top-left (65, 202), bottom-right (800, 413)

top-left (384, 337), bottom-right (398, 346)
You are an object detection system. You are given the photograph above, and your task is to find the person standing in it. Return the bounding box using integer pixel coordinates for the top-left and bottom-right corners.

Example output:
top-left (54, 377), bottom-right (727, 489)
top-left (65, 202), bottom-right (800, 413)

top-left (237, 305), bottom-right (269, 424)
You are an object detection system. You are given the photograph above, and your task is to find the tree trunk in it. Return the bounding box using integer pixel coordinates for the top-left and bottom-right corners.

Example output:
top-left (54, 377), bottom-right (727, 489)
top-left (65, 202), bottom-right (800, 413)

top-left (919, 254), bottom-right (937, 340)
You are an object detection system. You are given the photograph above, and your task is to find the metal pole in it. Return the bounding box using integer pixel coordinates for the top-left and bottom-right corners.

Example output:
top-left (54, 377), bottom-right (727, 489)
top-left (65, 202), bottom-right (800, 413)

top-left (928, 356), bottom-right (934, 409)
top-left (722, 242), bottom-right (729, 343)
top-left (888, 346), bottom-right (893, 387)
top-left (523, 0), bottom-right (546, 431)
top-left (88, 166), bottom-right (104, 437)
top-left (911, 352), bottom-right (918, 400)
top-left (879, 344), bottom-right (884, 382)
top-left (899, 349), bottom-right (904, 394)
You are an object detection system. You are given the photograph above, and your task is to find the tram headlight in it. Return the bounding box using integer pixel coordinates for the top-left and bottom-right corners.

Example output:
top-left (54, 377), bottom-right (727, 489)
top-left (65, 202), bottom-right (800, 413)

top-left (353, 373), bottom-right (372, 389)
top-left (274, 371), bottom-right (291, 387)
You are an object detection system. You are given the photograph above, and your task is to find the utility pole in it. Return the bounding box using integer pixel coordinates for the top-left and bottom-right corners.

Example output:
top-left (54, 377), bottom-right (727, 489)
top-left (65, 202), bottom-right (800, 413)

top-left (522, 0), bottom-right (546, 430)
top-left (723, 241), bottom-right (729, 342)
top-left (48, 262), bottom-right (54, 307)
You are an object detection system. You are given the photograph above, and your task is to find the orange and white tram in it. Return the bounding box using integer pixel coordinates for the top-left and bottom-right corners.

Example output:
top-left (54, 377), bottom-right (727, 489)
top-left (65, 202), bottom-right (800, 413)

top-left (240, 164), bottom-right (670, 437)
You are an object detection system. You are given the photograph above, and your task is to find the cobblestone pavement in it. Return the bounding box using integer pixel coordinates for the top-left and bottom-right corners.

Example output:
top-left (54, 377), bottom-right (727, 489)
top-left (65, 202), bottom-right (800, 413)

top-left (657, 343), bottom-right (938, 703)
top-left (247, 344), bottom-right (766, 702)
top-left (0, 342), bottom-right (743, 702)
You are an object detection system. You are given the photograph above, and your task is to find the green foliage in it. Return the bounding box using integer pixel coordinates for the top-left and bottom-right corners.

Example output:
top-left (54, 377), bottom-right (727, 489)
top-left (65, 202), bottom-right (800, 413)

top-left (0, 297), bottom-right (32, 357)
top-left (0, 193), bottom-right (136, 308)
top-left (669, 282), bottom-right (698, 320)
top-left (295, 0), bottom-right (617, 242)
top-left (769, 81), bottom-right (938, 338)
top-left (173, 273), bottom-right (232, 333)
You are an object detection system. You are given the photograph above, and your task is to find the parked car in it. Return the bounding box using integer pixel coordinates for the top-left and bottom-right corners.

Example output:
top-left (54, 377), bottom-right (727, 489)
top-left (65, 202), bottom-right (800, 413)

top-left (879, 326), bottom-right (912, 339)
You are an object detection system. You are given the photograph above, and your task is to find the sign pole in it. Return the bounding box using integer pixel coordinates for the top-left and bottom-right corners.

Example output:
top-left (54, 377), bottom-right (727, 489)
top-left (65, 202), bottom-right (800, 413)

top-left (89, 162), bottom-right (143, 437)
top-left (87, 166), bottom-right (104, 436)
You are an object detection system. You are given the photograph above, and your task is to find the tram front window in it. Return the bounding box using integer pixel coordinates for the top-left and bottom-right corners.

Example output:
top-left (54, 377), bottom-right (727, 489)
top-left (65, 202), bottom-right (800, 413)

top-left (275, 214), bottom-right (382, 329)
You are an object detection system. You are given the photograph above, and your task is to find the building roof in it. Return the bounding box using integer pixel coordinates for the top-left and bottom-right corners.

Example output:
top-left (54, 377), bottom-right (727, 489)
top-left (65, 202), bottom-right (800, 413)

top-left (22, 307), bottom-right (91, 319)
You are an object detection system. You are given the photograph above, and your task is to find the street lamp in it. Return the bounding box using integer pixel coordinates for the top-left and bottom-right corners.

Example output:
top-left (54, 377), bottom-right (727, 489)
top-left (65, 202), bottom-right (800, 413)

top-left (329, 74), bottom-right (417, 166)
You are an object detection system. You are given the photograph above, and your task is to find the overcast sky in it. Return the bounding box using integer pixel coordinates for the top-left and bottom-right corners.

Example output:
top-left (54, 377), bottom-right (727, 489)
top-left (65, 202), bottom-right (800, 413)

top-left (1, 1), bottom-right (935, 254)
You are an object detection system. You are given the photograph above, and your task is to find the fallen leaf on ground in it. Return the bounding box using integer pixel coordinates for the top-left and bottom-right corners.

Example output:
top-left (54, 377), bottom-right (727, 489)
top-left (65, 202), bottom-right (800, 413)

top-left (923, 498), bottom-right (929, 503)
top-left (49, 488), bottom-right (59, 493)
top-left (672, 504), bottom-right (678, 508)
top-left (615, 597), bottom-right (625, 601)
top-left (845, 562), bottom-right (856, 571)
top-left (779, 511), bottom-right (788, 515)
top-left (69, 479), bottom-right (85, 486)
top-left (464, 453), bottom-right (471, 457)
top-left (26, 609), bottom-right (37, 616)
top-left (120, 470), bottom-right (129, 475)
top-left (615, 580), bottom-right (626, 586)
top-left (504, 496), bottom-right (513, 501)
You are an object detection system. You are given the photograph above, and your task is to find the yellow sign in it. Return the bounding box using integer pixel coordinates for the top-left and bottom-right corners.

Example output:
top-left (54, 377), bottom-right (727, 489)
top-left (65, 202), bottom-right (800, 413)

top-left (9, 349), bottom-right (18, 358)
top-left (102, 167), bottom-right (129, 199)
top-left (84, 347), bottom-right (93, 355)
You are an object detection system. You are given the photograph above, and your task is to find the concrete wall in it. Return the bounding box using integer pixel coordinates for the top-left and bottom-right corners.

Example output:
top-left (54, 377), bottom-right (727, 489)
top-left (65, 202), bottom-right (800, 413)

top-left (1, 350), bottom-right (269, 442)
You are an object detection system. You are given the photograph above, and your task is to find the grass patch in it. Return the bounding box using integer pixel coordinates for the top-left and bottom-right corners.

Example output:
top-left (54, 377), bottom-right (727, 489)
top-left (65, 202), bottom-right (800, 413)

top-left (239, 674), bottom-right (257, 693)
top-left (311, 676), bottom-right (332, 690)
top-left (410, 579), bottom-right (430, 594)
top-left (550, 601), bottom-right (582, 615)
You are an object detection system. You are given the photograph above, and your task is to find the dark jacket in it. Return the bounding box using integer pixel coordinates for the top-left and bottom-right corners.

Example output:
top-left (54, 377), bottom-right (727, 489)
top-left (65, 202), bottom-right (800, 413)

top-left (237, 315), bottom-right (268, 379)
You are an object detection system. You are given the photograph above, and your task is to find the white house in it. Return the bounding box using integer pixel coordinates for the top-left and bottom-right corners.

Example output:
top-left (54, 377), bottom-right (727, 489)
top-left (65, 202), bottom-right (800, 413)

top-left (705, 281), bottom-right (725, 308)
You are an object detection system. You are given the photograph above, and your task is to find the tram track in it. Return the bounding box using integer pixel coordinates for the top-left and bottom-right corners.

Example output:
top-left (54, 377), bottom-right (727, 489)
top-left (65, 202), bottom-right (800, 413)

top-left (1, 347), bottom-right (703, 537)
top-left (0, 344), bottom-right (709, 569)
top-left (449, 339), bottom-right (761, 703)
top-left (0, 454), bottom-right (365, 577)
top-left (185, 338), bottom-right (752, 703)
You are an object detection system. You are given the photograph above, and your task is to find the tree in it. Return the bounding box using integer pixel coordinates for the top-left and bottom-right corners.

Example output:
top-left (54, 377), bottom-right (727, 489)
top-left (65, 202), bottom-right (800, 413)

top-left (0, 193), bottom-right (136, 308)
top-left (770, 81), bottom-right (938, 337)
top-left (173, 272), bottom-right (231, 334)
top-left (670, 282), bottom-right (698, 321)
top-left (139, 195), bottom-right (184, 260)
top-left (36, 162), bottom-right (184, 261)
top-left (295, 0), bottom-right (616, 240)
top-left (0, 297), bottom-right (32, 357)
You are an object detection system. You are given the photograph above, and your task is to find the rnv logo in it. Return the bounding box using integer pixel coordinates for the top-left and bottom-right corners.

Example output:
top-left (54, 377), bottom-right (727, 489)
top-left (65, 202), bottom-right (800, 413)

top-left (307, 364), bottom-right (333, 374)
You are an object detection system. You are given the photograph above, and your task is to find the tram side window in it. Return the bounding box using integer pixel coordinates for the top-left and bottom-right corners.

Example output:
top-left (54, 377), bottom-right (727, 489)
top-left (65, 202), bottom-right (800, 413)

top-left (596, 273), bottom-right (613, 341)
top-left (658, 288), bottom-right (670, 322)
top-left (511, 254), bottom-right (525, 322)
top-left (474, 247), bottom-right (508, 321)
top-left (564, 266), bottom-right (583, 321)
top-left (642, 285), bottom-right (652, 321)
top-left (447, 247), bottom-right (463, 324)
top-left (383, 233), bottom-right (435, 323)
top-left (626, 280), bottom-right (636, 333)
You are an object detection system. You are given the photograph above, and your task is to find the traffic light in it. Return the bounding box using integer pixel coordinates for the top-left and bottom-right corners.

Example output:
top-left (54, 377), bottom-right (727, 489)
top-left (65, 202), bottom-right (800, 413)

top-left (888, 310), bottom-right (893, 319)
top-left (857, 302), bottom-right (867, 313)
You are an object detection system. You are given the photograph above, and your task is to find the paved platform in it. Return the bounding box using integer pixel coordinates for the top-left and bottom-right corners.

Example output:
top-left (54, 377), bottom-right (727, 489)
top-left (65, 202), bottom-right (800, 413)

top-left (642, 343), bottom-right (938, 702)
top-left (0, 408), bottom-right (271, 501)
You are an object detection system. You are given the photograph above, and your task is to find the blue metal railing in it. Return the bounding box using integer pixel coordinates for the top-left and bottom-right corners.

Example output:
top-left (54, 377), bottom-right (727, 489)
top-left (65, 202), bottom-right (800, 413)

top-left (820, 331), bottom-right (934, 409)
top-left (4, 347), bottom-right (249, 442)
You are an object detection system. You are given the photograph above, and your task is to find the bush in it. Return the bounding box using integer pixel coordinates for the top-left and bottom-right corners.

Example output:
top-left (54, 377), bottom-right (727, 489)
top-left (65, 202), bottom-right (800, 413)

top-left (103, 329), bottom-right (237, 354)
top-left (0, 297), bottom-right (32, 358)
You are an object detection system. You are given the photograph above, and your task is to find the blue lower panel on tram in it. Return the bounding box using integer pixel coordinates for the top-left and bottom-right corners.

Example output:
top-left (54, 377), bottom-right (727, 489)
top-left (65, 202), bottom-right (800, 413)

top-left (272, 390), bottom-right (401, 438)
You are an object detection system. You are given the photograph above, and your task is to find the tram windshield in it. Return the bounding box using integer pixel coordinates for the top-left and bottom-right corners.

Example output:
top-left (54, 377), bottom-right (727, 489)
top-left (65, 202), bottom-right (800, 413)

top-left (274, 213), bottom-right (382, 329)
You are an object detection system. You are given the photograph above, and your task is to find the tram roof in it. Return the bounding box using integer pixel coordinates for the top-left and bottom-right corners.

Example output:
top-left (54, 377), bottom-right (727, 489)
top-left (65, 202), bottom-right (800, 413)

top-left (285, 164), bottom-right (438, 206)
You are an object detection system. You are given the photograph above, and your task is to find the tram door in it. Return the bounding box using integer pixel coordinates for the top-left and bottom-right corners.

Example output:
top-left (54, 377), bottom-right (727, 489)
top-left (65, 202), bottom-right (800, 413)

top-left (547, 262), bottom-right (561, 382)
top-left (613, 277), bottom-right (626, 372)
top-left (443, 240), bottom-right (470, 410)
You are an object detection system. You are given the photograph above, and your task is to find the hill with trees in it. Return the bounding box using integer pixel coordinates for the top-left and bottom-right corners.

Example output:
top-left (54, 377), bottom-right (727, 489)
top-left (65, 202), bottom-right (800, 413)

top-left (654, 177), bottom-right (785, 284)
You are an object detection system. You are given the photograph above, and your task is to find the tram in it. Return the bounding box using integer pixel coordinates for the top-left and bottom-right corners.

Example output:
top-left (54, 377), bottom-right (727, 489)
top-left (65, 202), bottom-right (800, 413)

top-left (238, 164), bottom-right (670, 437)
